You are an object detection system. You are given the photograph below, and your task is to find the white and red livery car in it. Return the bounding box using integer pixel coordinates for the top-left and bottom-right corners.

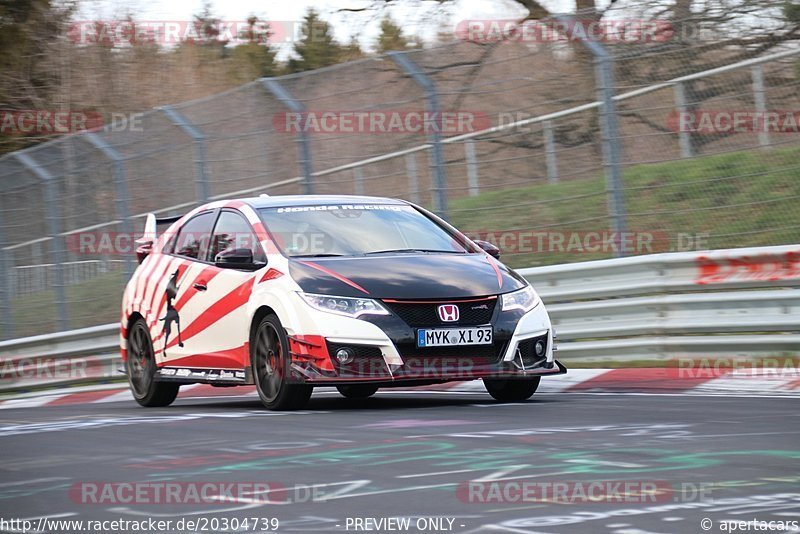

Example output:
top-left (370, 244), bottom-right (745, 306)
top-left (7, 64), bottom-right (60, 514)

top-left (121, 195), bottom-right (565, 410)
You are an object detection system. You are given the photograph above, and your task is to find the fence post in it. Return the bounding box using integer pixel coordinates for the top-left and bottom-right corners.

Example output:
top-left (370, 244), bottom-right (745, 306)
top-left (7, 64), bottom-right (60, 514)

top-left (0, 222), bottom-right (12, 339)
top-left (543, 120), bottom-right (559, 184)
top-left (751, 65), bottom-right (770, 149)
top-left (160, 106), bottom-right (211, 202)
top-left (83, 133), bottom-right (134, 280)
top-left (464, 140), bottom-right (480, 197)
top-left (405, 153), bottom-right (420, 205)
top-left (555, 15), bottom-right (628, 256)
top-left (388, 51), bottom-right (448, 219)
top-left (353, 167), bottom-right (364, 195)
top-left (674, 82), bottom-right (694, 158)
top-left (14, 152), bottom-right (69, 331)
top-left (261, 78), bottom-right (315, 194)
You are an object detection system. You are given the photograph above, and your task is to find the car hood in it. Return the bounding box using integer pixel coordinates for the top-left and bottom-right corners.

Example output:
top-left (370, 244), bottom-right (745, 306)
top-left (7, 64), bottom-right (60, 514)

top-left (288, 253), bottom-right (527, 299)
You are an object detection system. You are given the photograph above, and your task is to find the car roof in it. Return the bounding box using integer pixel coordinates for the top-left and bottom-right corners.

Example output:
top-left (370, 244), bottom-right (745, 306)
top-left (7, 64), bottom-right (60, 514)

top-left (241, 194), bottom-right (409, 209)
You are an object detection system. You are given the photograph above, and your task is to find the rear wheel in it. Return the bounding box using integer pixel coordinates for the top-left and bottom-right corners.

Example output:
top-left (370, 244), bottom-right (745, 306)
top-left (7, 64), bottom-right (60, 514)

top-left (252, 314), bottom-right (312, 410)
top-left (483, 377), bottom-right (540, 402)
top-left (127, 318), bottom-right (179, 407)
top-left (336, 385), bottom-right (379, 399)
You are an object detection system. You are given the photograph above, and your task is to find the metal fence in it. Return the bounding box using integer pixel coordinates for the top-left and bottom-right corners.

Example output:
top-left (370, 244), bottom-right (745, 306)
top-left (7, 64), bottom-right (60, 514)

top-left (1, 10), bottom-right (799, 340)
top-left (2, 243), bottom-right (797, 394)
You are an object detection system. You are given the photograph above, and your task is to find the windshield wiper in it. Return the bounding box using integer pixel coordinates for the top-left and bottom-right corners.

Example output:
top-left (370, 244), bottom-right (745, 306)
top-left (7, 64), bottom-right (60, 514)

top-left (364, 248), bottom-right (465, 255)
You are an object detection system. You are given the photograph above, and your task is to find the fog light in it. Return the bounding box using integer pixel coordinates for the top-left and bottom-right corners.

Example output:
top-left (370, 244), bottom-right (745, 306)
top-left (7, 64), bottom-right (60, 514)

top-left (535, 340), bottom-right (545, 357)
top-left (335, 348), bottom-right (355, 364)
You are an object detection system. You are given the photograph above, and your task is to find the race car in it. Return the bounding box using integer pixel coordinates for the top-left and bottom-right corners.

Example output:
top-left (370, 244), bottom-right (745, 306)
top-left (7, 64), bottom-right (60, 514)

top-left (121, 195), bottom-right (566, 410)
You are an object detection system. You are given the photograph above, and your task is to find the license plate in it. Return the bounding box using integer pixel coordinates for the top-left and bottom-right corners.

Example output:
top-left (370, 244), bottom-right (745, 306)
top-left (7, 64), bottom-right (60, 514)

top-left (417, 326), bottom-right (493, 347)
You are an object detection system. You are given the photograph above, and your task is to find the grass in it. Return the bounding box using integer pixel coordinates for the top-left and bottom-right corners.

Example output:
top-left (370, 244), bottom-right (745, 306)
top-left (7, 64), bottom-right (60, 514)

top-left (8, 270), bottom-right (125, 339)
top-left (450, 144), bottom-right (800, 268)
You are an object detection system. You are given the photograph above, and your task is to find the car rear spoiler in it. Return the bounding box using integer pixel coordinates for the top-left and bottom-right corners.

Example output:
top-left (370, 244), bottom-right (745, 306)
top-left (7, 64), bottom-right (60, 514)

top-left (135, 213), bottom-right (184, 263)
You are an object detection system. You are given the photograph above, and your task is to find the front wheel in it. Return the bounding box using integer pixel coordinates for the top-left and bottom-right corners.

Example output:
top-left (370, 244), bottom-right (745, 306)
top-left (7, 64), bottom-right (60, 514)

top-left (483, 377), bottom-right (540, 402)
top-left (127, 318), bottom-right (180, 407)
top-left (337, 385), bottom-right (379, 399)
top-left (252, 314), bottom-right (312, 410)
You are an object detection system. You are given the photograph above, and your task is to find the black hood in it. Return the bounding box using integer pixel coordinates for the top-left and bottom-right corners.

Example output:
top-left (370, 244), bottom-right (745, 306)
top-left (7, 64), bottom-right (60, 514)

top-left (288, 253), bottom-right (526, 299)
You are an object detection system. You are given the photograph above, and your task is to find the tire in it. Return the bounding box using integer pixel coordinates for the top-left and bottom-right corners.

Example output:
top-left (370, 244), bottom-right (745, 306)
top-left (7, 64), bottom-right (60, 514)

top-left (252, 314), bottom-right (312, 410)
top-left (337, 385), bottom-right (379, 399)
top-left (483, 377), bottom-right (541, 402)
top-left (127, 318), bottom-right (180, 407)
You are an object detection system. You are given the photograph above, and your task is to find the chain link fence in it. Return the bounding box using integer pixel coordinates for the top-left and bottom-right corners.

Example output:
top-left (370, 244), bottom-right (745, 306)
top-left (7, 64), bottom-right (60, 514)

top-left (1, 9), bottom-right (799, 339)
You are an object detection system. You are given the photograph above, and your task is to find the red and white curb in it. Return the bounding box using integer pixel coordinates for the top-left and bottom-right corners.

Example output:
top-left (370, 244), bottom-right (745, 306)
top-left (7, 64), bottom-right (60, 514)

top-left (1, 368), bottom-right (799, 409)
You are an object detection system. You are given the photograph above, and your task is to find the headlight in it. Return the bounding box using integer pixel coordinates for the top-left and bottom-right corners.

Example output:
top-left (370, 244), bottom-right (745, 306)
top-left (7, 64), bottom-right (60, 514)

top-left (501, 285), bottom-right (541, 312)
top-left (298, 292), bottom-right (390, 318)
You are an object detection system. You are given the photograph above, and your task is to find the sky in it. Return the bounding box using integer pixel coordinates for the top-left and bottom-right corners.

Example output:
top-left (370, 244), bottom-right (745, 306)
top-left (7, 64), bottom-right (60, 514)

top-left (74, 0), bottom-right (575, 58)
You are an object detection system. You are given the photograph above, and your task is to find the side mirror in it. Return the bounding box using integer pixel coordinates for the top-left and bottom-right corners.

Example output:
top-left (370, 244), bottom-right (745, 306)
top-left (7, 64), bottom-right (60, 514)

top-left (474, 239), bottom-right (501, 260)
top-left (215, 248), bottom-right (263, 271)
top-left (135, 243), bottom-right (152, 264)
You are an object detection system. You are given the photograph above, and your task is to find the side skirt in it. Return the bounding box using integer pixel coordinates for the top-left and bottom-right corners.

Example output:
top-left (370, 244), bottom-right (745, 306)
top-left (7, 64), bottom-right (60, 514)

top-left (154, 366), bottom-right (253, 386)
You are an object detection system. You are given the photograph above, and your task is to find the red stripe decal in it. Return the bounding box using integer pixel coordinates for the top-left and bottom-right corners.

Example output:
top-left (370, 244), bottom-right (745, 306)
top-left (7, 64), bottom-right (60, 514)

top-left (164, 278), bottom-right (254, 351)
top-left (259, 268), bottom-right (284, 283)
top-left (160, 343), bottom-right (250, 369)
top-left (297, 261), bottom-right (370, 295)
top-left (144, 256), bottom-right (172, 315)
top-left (148, 258), bottom-right (181, 329)
top-left (172, 266), bottom-right (222, 312)
top-left (382, 296), bottom-right (497, 304)
top-left (288, 335), bottom-right (333, 371)
top-left (140, 254), bottom-right (167, 305)
top-left (485, 255), bottom-right (504, 290)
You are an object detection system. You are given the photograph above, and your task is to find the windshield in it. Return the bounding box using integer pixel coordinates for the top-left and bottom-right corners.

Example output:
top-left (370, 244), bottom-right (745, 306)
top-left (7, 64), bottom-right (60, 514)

top-left (258, 204), bottom-right (470, 258)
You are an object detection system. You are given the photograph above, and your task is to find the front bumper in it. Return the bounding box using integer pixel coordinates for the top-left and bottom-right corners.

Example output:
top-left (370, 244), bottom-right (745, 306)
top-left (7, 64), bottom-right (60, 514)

top-left (285, 296), bottom-right (566, 385)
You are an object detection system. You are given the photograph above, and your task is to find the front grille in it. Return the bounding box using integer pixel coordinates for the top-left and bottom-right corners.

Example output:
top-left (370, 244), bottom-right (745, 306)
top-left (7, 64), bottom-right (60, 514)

top-left (326, 342), bottom-right (390, 377)
top-left (395, 342), bottom-right (507, 369)
top-left (383, 297), bottom-right (496, 327)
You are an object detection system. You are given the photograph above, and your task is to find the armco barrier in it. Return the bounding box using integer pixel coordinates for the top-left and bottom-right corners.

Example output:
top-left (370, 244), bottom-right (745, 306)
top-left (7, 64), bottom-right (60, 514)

top-left (521, 244), bottom-right (800, 362)
top-left (1, 244), bottom-right (798, 393)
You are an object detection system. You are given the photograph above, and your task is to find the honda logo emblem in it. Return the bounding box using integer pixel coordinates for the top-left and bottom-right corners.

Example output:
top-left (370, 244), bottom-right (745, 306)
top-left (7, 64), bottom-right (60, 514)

top-left (438, 304), bottom-right (459, 322)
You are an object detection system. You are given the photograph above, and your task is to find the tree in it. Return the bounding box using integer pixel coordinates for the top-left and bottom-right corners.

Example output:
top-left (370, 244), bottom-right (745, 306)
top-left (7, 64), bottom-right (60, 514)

top-left (189, 1), bottom-right (222, 46)
top-left (0, 0), bottom-right (79, 153)
top-left (376, 16), bottom-right (413, 53)
top-left (339, 35), bottom-right (366, 62)
top-left (287, 9), bottom-right (345, 73)
top-left (230, 16), bottom-right (278, 81)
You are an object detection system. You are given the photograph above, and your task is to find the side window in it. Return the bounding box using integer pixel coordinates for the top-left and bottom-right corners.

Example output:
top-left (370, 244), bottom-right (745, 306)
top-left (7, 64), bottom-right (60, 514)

top-left (210, 210), bottom-right (266, 263)
top-left (173, 211), bottom-right (215, 260)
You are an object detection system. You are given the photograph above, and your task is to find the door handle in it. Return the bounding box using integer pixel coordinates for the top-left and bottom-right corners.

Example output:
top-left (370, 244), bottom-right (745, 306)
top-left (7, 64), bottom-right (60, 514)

top-left (193, 283), bottom-right (207, 291)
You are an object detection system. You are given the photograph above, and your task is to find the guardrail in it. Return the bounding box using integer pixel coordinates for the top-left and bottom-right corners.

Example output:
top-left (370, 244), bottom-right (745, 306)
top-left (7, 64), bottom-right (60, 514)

top-left (520, 244), bottom-right (800, 362)
top-left (1, 244), bottom-right (798, 393)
